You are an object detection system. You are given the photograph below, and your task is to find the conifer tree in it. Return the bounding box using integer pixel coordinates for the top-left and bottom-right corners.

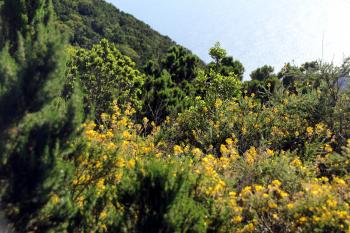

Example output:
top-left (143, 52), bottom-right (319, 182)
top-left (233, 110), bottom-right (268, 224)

top-left (0, 0), bottom-right (83, 231)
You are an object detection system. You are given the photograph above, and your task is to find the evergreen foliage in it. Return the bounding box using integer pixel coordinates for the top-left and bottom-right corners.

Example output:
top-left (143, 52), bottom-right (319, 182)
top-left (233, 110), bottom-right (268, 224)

top-left (142, 46), bottom-right (201, 123)
top-left (0, 0), bottom-right (83, 231)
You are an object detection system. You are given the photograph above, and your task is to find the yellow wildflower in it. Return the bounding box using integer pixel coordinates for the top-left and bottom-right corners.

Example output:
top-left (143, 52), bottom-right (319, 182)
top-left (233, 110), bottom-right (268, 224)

top-left (220, 144), bottom-right (229, 156)
top-left (51, 194), bottom-right (60, 205)
top-left (266, 149), bottom-right (274, 156)
top-left (233, 215), bottom-right (243, 223)
top-left (272, 179), bottom-right (282, 187)
top-left (333, 177), bottom-right (346, 186)
top-left (143, 117), bottom-right (149, 126)
top-left (215, 98), bottom-right (223, 108)
top-left (254, 184), bottom-right (264, 192)
top-left (96, 178), bottom-right (106, 195)
top-left (174, 145), bottom-right (183, 156)
top-left (268, 201), bottom-right (277, 209)
top-left (225, 138), bottom-right (233, 145)
top-left (192, 148), bottom-right (203, 158)
top-left (244, 223), bottom-right (255, 232)
top-left (127, 159), bottom-right (136, 169)
top-left (122, 130), bottom-right (132, 140)
top-left (326, 199), bottom-right (337, 208)
top-left (298, 216), bottom-right (307, 224)
top-left (323, 144), bottom-right (333, 153)
top-left (100, 210), bottom-right (108, 219)
top-left (306, 126), bottom-right (314, 136)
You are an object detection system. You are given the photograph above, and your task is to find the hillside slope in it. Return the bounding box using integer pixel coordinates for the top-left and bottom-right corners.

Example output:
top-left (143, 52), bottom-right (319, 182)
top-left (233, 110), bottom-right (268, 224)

top-left (53, 0), bottom-right (177, 66)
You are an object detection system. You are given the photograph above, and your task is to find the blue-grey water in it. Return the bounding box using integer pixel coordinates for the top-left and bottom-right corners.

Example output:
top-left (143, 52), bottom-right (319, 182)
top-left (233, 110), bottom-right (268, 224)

top-left (108, 0), bottom-right (350, 79)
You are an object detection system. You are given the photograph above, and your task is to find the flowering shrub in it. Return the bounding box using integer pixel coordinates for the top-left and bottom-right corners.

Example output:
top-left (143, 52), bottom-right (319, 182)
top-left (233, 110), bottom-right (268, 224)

top-left (2, 2), bottom-right (350, 232)
top-left (48, 104), bottom-right (350, 232)
top-left (160, 90), bottom-right (334, 160)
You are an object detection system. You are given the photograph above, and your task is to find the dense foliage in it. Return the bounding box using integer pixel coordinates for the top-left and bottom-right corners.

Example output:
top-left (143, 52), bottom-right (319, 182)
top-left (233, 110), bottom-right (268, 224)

top-left (1, 1), bottom-right (350, 233)
top-left (52, 0), bottom-right (196, 67)
top-left (0, 0), bottom-right (83, 230)
top-left (64, 39), bottom-right (144, 119)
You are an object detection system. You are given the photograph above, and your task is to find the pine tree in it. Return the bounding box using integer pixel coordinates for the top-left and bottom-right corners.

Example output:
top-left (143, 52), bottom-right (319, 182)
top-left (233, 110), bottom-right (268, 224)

top-left (0, 0), bottom-right (83, 231)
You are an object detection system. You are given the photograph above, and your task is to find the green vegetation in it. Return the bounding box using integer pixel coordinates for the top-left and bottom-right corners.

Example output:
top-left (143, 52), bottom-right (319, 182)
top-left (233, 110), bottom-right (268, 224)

top-left (64, 39), bottom-right (144, 119)
top-left (1, 1), bottom-right (350, 233)
top-left (0, 0), bottom-right (83, 230)
top-left (52, 0), bottom-right (197, 67)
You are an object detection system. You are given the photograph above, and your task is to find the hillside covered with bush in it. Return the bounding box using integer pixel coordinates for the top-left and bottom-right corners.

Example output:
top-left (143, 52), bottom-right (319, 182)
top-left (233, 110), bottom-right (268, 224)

top-left (51, 0), bottom-right (187, 67)
top-left (1, 1), bottom-right (350, 233)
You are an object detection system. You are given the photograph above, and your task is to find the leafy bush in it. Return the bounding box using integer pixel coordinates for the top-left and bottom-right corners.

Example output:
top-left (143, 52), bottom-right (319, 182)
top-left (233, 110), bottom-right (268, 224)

top-left (64, 39), bottom-right (144, 119)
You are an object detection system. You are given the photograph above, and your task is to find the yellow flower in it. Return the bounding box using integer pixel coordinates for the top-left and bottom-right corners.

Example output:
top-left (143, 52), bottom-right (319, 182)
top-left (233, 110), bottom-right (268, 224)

top-left (333, 177), bottom-right (346, 186)
top-left (244, 147), bottom-right (257, 166)
top-left (141, 146), bottom-right (152, 154)
top-left (105, 131), bottom-right (114, 138)
top-left (229, 191), bottom-right (237, 198)
top-left (323, 144), bottom-right (333, 153)
top-left (298, 216), bottom-right (307, 224)
top-left (225, 138), bottom-right (233, 145)
top-left (220, 144), bottom-right (229, 156)
top-left (117, 118), bottom-right (128, 127)
top-left (312, 216), bottom-right (320, 223)
top-left (106, 142), bottom-right (117, 151)
top-left (122, 130), bottom-right (132, 140)
top-left (291, 158), bottom-right (303, 167)
top-left (266, 149), bottom-right (274, 156)
top-left (268, 201), bottom-right (277, 209)
top-left (174, 145), bottom-right (183, 155)
top-left (278, 190), bottom-right (289, 198)
top-left (143, 117), bottom-right (149, 126)
top-left (243, 223), bottom-right (255, 232)
top-left (215, 98), bottom-right (223, 108)
top-left (127, 159), bottom-right (136, 169)
top-left (254, 184), bottom-right (264, 192)
top-left (233, 215), bottom-right (243, 223)
top-left (51, 194), bottom-right (60, 205)
top-left (272, 179), bottom-right (282, 187)
top-left (72, 179), bottom-right (79, 186)
top-left (192, 148), bottom-right (203, 158)
top-left (306, 126), bottom-right (314, 136)
top-left (96, 178), bottom-right (106, 195)
top-left (114, 172), bottom-right (123, 182)
top-left (100, 210), bottom-right (108, 219)
top-left (315, 123), bottom-right (325, 134)
top-left (326, 199), bottom-right (337, 208)
top-left (241, 186), bottom-right (252, 198)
